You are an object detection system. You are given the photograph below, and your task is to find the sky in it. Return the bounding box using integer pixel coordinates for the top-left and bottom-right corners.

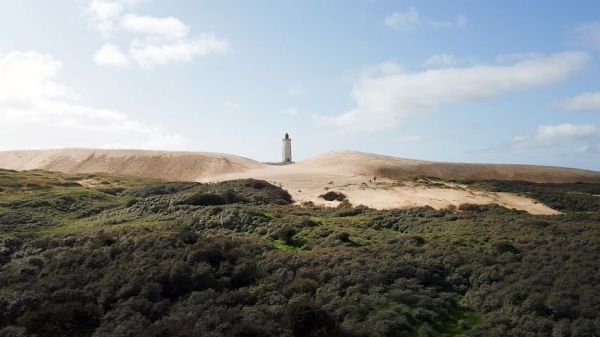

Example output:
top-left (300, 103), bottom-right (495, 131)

top-left (1, 1), bottom-right (600, 170)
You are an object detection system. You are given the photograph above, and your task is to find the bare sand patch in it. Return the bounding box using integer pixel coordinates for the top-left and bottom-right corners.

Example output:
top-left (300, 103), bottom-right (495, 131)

top-left (202, 166), bottom-right (560, 215)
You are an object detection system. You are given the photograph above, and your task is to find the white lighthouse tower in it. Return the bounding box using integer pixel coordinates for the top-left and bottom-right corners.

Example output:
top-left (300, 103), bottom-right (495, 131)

top-left (282, 133), bottom-right (292, 164)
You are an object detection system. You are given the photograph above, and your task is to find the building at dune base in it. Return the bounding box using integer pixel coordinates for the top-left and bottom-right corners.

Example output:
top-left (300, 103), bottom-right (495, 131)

top-left (282, 133), bottom-right (292, 164)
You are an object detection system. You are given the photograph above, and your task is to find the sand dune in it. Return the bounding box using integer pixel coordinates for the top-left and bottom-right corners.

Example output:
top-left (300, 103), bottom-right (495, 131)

top-left (298, 151), bottom-right (600, 183)
top-left (0, 148), bottom-right (266, 181)
top-left (201, 159), bottom-right (563, 215)
top-left (1, 149), bottom-right (598, 215)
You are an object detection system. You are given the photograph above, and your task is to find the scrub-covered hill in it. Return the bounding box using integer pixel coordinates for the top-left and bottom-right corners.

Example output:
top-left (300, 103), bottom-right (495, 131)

top-left (0, 169), bottom-right (599, 337)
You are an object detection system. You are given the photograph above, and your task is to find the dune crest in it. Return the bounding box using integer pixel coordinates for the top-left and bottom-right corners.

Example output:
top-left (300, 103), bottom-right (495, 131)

top-left (298, 151), bottom-right (600, 183)
top-left (1, 148), bottom-right (598, 215)
top-left (0, 148), bottom-right (266, 181)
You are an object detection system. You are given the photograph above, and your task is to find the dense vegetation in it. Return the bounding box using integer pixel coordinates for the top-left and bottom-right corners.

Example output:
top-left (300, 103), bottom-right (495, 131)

top-left (0, 169), bottom-right (599, 337)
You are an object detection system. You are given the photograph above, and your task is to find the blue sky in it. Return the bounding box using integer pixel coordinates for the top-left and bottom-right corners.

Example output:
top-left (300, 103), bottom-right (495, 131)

top-left (1, 0), bottom-right (600, 170)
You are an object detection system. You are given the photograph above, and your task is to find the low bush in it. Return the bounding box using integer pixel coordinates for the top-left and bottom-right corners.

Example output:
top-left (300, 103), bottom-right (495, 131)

top-left (282, 301), bottom-right (337, 337)
top-left (282, 278), bottom-right (319, 297)
top-left (335, 232), bottom-right (351, 242)
top-left (181, 193), bottom-right (228, 206)
top-left (275, 225), bottom-right (297, 245)
top-left (319, 191), bottom-right (347, 202)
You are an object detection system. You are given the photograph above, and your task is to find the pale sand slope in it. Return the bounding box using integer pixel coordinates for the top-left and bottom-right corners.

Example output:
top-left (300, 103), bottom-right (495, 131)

top-left (201, 160), bottom-right (562, 215)
top-left (297, 151), bottom-right (600, 183)
top-left (0, 148), bottom-right (266, 181)
top-left (2, 149), bottom-right (599, 215)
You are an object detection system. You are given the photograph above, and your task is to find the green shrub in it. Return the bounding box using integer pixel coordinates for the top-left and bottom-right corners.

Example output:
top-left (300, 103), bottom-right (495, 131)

top-left (182, 193), bottom-right (227, 206)
top-left (282, 278), bottom-right (319, 297)
top-left (319, 191), bottom-right (347, 201)
top-left (16, 302), bottom-right (100, 337)
top-left (492, 241), bottom-right (520, 254)
top-left (282, 301), bottom-right (337, 337)
top-left (244, 179), bottom-right (270, 189)
top-left (222, 189), bottom-right (247, 204)
top-left (335, 232), bottom-right (350, 242)
top-left (458, 203), bottom-right (479, 211)
top-left (276, 225), bottom-right (297, 245)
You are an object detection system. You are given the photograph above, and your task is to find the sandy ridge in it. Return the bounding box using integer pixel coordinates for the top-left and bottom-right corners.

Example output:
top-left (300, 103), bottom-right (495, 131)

top-left (0, 148), bottom-right (266, 181)
top-left (1, 148), bottom-right (598, 215)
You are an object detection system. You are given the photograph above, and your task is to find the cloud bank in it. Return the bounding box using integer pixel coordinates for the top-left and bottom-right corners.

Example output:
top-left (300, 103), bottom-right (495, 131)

top-left (93, 44), bottom-right (130, 67)
top-left (0, 50), bottom-right (184, 149)
top-left (120, 14), bottom-right (189, 39)
top-left (384, 8), bottom-right (466, 31)
top-left (512, 123), bottom-right (600, 150)
top-left (86, 0), bottom-right (228, 69)
top-left (554, 91), bottom-right (600, 112)
top-left (316, 52), bottom-right (590, 132)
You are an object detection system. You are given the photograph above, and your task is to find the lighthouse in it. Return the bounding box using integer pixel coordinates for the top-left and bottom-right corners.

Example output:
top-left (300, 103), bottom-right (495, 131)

top-left (282, 133), bottom-right (292, 164)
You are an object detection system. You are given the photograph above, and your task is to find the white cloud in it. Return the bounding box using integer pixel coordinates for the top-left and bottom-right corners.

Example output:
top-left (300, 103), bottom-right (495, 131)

top-left (512, 123), bottom-right (600, 148)
top-left (120, 14), bottom-right (189, 39)
top-left (0, 50), bottom-right (183, 150)
top-left (494, 52), bottom-right (543, 64)
top-left (384, 8), bottom-right (420, 31)
top-left (0, 51), bottom-right (75, 103)
top-left (129, 34), bottom-right (229, 68)
top-left (570, 21), bottom-right (600, 50)
top-left (316, 52), bottom-right (589, 132)
top-left (93, 44), bottom-right (130, 67)
top-left (535, 124), bottom-right (599, 143)
top-left (554, 91), bottom-right (600, 112)
top-left (84, 0), bottom-right (228, 69)
top-left (384, 8), bottom-right (466, 31)
top-left (423, 54), bottom-right (466, 67)
top-left (578, 144), bottom-right (600, 154)
top-left (85, 0), bottom-right (144, 37)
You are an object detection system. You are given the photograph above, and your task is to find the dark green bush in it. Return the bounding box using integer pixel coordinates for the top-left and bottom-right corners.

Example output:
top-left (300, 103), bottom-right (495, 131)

top-left (182, 193), bottom-right (228, 206)
top-left (282, 278), bottom-right (319, 297)
top-left (16, 302), bottom-right (100, 337)
top-left (319, 191), bottom-right (347, 201)
top-left (492, 241), bottom-right (520, 254)
top-left (458, 203), bottom-right (479, 212)
top-left (123, 182), bottom-right (197, 197)
top-left (276, 225), bottom-right (297, 245)
top-left (282, 301), bottom-right (337, 337)
top-left (222, 189), bottom-right (247, 204)
top-left (335, 232), bottom-right (350, 242)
